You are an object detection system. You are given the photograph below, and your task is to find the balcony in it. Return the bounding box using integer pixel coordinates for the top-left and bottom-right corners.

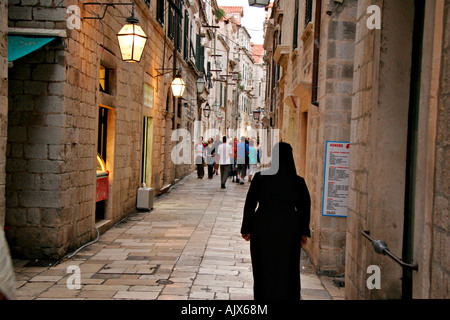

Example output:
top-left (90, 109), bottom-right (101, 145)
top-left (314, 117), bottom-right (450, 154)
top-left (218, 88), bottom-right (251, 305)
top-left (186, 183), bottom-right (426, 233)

top-left (273, 45), bottom-right (290, 68)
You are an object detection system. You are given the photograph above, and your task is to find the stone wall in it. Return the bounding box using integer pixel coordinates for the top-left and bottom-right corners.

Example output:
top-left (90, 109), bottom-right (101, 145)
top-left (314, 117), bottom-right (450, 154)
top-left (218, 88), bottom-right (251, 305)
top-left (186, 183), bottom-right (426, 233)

top-left (0, 0), bottom-right (7, 227)
top-left (6, 38), bottom-right (67, 258)
top-left (346, 0), bottom-right (416, 299)
top-left (305, 0), bottom-right (357, 276)
top-left (5, 0), bottom-right (197, 259)
top-left (430, 0), bottom-right (450, 299)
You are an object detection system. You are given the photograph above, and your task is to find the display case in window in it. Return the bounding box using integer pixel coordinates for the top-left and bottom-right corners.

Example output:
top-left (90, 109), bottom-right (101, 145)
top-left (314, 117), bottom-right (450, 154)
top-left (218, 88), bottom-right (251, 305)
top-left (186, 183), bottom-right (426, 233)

top-left (96, 154), bottom-right (109, 202)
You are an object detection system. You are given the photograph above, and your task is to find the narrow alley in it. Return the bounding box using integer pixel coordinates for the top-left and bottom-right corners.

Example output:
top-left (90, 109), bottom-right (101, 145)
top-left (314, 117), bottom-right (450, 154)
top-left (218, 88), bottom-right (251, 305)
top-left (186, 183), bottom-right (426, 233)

top-left (12, 172), bottom-right (344, 300)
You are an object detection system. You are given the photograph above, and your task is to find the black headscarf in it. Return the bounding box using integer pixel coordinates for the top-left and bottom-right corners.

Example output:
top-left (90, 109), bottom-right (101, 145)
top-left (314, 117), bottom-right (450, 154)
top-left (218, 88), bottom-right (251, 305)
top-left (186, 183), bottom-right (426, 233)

top-left (261, 142), bottom-right (297, 178)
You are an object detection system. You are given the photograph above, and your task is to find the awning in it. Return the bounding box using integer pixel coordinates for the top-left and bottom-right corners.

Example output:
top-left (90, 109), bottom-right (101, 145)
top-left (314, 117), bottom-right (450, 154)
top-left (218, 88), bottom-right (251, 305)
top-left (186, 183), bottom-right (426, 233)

top-left (7, 36), bottom-right (55, 62)
top-left (7, 28), bottom-right (67, 62)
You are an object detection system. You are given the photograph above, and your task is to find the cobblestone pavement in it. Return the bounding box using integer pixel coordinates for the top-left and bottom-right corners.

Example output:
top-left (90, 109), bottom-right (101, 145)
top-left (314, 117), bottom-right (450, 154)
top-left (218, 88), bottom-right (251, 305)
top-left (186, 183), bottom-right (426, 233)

top-left (12, 171), bottom-right (345, 300)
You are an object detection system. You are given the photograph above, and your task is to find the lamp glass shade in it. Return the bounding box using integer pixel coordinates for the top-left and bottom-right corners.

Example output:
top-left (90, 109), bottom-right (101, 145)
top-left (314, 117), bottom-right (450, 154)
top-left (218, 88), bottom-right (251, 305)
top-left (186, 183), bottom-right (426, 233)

top-left (253, 110), bottom-right (261, 120)
top-left (212, 101), bottom-right (220, 112)
top-left (203, 104), bottom-right (211, 118)
top-left (117, 23), bottom-right (147, 62)
top-left (196, 76), bottom-right (206, 93)
top-left (171, 75), bottom-right (186, 97)
top-left (248, 0), bottom-right (270, 7)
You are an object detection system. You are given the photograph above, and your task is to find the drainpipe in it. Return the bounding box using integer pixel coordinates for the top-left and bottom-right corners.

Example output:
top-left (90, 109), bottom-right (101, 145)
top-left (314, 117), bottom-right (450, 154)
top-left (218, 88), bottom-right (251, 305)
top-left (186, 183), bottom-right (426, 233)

top-left (311, 0), bottom-right (322, 107)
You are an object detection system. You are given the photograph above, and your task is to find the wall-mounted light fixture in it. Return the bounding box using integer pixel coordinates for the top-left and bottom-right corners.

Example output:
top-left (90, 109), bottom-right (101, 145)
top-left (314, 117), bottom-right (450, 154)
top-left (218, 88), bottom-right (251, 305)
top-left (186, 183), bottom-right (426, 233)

top-left (203, 103), bottom-right (212, 118)
top-left (84, 2), bottom-right (147, 63)
top-left (248, 0), bottom-right (270, 8)
top-left (212, 100), bottom-right (220, 113)
top-left (253, 109), bottom-right (261, 121)
top-left (171, 70), bottom-right (186, 98)
top-left (196, 74), bottom-right (206, 94)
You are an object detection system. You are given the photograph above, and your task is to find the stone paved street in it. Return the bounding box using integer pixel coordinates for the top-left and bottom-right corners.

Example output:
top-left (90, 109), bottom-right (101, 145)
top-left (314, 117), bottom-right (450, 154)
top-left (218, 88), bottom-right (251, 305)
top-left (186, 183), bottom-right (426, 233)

top-left (12, 172), bottom-right (345, 300)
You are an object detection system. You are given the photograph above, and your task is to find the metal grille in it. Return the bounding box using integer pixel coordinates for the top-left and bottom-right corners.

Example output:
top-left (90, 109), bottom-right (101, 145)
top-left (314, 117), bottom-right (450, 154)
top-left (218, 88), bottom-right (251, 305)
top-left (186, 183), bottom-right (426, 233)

top-left (333, 278), bottom-right (345, 288)
top-left (24, 259), bottom-right (59, 268)
top-left (156, 279), bottom-right (174, 285)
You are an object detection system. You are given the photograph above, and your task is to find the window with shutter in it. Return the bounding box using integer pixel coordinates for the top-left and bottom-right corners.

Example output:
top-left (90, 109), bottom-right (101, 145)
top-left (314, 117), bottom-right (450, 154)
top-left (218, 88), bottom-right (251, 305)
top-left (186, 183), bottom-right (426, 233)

top-left (195, 34), bottom-right (205, 73)
top-left (177, 5), bottom-right (182, 52)
top-left (305, 0), bottom-right (313, 28)
top-left (293, 0), bottom-right (299, 49)
top-left (184, 10), bottom-right (189, 60)
top-left (156, 0), bottom-right (164, 25)
top-left (168, 5), bottom-right (175, 40)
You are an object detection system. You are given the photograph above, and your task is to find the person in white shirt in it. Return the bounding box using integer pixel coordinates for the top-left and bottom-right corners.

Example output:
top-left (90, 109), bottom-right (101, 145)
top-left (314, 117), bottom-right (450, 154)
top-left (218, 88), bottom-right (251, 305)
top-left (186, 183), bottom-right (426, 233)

top-left (195, 137), bottom-right (205, 179)
top-left (217, 136), bottom-right (233, 189)
top-left (0, 228), bottom-right (15, 300)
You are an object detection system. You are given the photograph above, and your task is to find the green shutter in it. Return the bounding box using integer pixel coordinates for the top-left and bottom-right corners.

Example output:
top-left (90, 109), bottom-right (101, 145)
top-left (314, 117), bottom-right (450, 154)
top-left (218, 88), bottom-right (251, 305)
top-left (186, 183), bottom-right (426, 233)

top-left (184, 11), bottom-right (189, 60)
top-left (168, 6), bottom-right (174, 40)
top-left (195, 34), bottom-right (205, 73)
top-left (293, 0), bottom-right (299, 50)
top-left (177, 7), bottom-right (182, 52)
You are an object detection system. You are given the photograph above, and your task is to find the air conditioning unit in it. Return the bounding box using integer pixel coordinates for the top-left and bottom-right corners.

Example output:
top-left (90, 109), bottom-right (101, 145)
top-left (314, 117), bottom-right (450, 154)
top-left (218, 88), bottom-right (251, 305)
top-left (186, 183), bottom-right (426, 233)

top-left (137, 185), bottom-right (154, 211)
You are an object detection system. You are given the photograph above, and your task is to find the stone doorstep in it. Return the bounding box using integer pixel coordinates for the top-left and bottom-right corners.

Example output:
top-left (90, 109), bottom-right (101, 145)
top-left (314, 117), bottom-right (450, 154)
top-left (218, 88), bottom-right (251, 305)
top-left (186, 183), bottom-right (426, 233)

top-left (113, 290), bottom-right (160, 300)
top-left (157, 295), bottom-right (189, 300)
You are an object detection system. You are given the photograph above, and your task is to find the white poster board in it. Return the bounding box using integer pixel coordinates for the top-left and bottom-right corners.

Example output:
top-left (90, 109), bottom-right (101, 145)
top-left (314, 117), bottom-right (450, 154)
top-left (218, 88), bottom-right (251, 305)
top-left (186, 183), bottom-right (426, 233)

top-left (322, 141), bottom-right (350, 217)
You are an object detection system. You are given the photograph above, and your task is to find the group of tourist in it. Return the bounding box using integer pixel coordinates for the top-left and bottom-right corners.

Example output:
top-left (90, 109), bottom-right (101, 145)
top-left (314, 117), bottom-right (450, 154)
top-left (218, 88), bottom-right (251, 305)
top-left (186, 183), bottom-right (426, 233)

top-left (194, 135), bottom-right (261, 189)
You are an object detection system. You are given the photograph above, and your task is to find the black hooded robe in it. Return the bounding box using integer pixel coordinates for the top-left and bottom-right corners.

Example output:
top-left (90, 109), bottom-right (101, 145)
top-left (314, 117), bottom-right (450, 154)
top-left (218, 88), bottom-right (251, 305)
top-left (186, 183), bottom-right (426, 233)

top-left (241, 142), bottom-right (311, 300)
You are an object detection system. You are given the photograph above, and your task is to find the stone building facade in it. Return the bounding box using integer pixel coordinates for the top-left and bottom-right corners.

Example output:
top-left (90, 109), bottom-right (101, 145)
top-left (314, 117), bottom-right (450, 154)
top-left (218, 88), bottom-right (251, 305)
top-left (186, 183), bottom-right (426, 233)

top-left (264, 0), bottom-right (449, 299)
top-left (0, 0), bottom-right (7, 228)
top-left (4, 0), bottom-right (216, 259)
top-left (345, 0), bottom-right (450, 299)
top-left (265, 0), bottom-right (357, 276)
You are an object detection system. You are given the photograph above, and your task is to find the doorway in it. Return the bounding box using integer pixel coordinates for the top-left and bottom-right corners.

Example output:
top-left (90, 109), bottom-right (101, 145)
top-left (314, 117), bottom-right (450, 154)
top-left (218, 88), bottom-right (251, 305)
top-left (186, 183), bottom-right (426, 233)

top-left (142, 116), bottom-right (154, 187)
top-left (402, 0), bottom-right (426, 300)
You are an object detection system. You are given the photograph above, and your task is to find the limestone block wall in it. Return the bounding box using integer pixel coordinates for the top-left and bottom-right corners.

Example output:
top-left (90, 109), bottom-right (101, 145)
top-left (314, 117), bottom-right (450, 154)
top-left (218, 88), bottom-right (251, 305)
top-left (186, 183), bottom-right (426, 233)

top-left (0, 0), bottom-right (7, 227)
top-left (429, 0), bottom-right (449, 299)
top-left (6, 40), bottom-right (67, 258)
top-left (345, 0), bottom-right (415, 299)
top-left (5, 0), bottom-right (193, 259)
top-left (305, 0), bottom-right (357, 276)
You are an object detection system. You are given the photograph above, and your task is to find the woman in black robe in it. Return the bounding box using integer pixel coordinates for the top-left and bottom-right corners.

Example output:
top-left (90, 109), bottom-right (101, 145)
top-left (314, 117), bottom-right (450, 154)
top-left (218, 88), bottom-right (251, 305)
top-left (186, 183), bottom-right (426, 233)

top-left (241, 142), bottom-right (311, 300)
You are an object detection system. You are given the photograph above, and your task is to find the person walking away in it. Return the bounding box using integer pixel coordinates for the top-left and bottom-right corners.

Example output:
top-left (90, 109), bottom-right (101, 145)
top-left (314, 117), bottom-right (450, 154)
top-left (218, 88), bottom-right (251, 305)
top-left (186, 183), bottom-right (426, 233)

top-left (195, 137), bottom-right (205, 179)
top-left (248, 140), bottom-right (258, 182)
top-left (0, 228), bottom-right (16, 300)
top-left (241, 142), bottom-right (311, 300)
top-left (217, 136), bottom-right (233, 189)
top-left (236, 136), bottom-right (249, 184)
top-left (213, 135), bottom-right (221, 175)
top-left (232, 137), bottom-right (238, 182)
top-left (206, 138), bottom-right (215, 179)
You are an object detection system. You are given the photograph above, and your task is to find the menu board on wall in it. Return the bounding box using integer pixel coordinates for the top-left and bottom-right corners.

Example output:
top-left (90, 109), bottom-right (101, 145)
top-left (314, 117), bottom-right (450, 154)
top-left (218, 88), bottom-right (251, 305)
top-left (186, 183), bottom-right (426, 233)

top-left (322, 141), bottom-right (350, 217)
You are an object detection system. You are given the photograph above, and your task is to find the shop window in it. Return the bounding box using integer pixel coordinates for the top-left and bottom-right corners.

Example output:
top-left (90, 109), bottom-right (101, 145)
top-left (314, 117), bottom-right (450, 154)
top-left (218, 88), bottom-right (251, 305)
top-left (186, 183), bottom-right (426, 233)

top-left (144, 83), bottom-right (154, 108)
top-left (99, 65), bottom-right (110, 93)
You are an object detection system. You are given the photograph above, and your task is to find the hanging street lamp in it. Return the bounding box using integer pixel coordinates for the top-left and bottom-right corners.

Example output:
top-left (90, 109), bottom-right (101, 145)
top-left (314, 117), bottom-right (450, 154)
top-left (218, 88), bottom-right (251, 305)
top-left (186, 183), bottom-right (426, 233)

top-left (171, 70), bottom-right (186, 98)
top-left (116, 5), bottom-right (147, 62)
top-left (84, 3), bottom-right (148, 63)
top-left (203, 103), bottom-right (212, 118)
top-left (196, 75), bottom-right (206, 94)
top-left (212, 100), bottom-right (220, 113)
top-left (248, 0), bottom-right (270, 8)
top-left (253, 109), bottom-right (261, 121)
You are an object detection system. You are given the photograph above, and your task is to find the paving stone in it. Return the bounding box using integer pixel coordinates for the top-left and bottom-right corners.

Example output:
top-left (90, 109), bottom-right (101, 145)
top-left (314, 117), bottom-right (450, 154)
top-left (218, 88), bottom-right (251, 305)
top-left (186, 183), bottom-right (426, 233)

top-left (12, 172), bottom-right (335, 300)
top-left (113, 291), bottom-right (160, 300)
